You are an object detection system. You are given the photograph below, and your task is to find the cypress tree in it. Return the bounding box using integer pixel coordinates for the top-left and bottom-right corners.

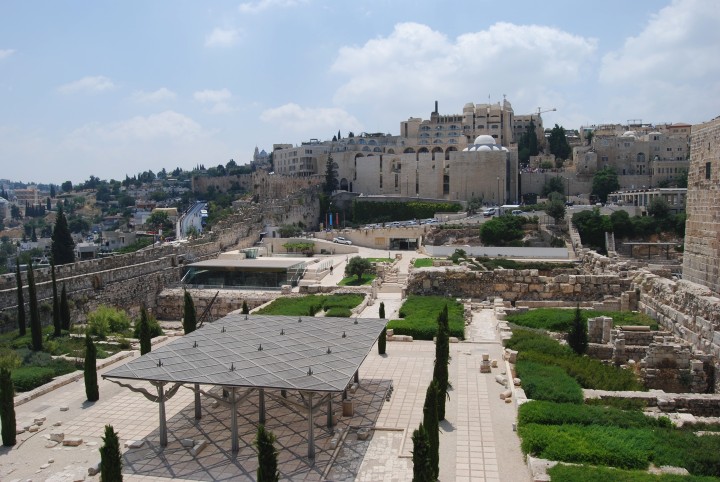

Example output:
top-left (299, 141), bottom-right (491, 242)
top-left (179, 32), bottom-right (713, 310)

top-left (433, 305), bottom-right (450, 420)
top-left (60, 284), bottom-right (71, 331)
top-left (15, 259), bottom-right (26, 336)
top-left (568, 304), bottom-right (588, 355)
top-left (241, 300), bottom-right (249, 315)
top-left (84, 334), bottom-right (99, 401)
top-left (183, 290), bottom-right (197, 335)
top-left (138, 307), bottom-right (151, 355)
top-left (99, 424), bottom-right (122, 481)
top-left (423, 379), bottom-right (440, 480)
top-left (51, 259), bottom-right (61, 337)
top-left (378, 301), bottom-right (387, 355)
top-left (0, 367), bottom-right (17, 446)
top-left (411, 422), bottom-right (432, 482)
top-left (27, 259), bottom-right (42, 351)
top-left (255, 424), bottom-right (279, 482)
top-left (51, 205), bottom-right (75, 265)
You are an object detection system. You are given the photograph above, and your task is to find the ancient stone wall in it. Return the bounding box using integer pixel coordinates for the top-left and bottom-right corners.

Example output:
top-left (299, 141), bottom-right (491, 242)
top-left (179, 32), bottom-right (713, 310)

top-left (406, 267), bottom-right (631, 302)
top-left (682, 117), bottom-right (720, 294)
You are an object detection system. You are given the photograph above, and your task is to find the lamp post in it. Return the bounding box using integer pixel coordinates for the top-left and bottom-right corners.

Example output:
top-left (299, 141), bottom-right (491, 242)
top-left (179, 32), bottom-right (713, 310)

top-left (496, 176), bottom-right (500, 205)
top-left (565, 176), bottom-right (570, 201)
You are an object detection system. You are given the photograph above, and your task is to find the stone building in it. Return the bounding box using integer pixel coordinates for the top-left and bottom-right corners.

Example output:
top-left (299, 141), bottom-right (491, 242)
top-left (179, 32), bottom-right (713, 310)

top-left (682, 116), bottom-right (720, 294)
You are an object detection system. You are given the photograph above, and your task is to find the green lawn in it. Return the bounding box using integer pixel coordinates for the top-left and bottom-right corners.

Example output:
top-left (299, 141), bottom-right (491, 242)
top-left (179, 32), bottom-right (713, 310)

top-left (387, 295), bottom-right (464, 340)
top-left (366, 257), bottom-right (394, 263)
top-left (506, 308), bottom-right (658, 332)
top-left (413, 258), bottom-right (434, 268)
top-left (338, 274), bottom-right (376, 286)
top-left (255, 294), bottom-right (365, 316)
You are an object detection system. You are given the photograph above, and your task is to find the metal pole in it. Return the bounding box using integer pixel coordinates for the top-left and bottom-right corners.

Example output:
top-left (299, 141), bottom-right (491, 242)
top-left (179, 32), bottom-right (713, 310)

top-left (231, 387), bottom-right (239, 453)
top-left (194, 383), bottom-right (202, 420)
top-left (157, 384), bottom-right (167, 447)
top-left (308, 392), bottom-right (315, 459)
top-left (354, 370), bottom-right (359, 384)
top-left (327, 395), bottom-right (333, 428)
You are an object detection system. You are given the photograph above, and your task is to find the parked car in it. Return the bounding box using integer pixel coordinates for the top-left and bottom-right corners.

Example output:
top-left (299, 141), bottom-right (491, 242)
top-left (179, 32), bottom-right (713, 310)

top-left (482, 208), bottom-right (496, 217)
top-left (333, 236), bottom-right (353, 245)
top-left (511, 210), bottom-right (523, 215)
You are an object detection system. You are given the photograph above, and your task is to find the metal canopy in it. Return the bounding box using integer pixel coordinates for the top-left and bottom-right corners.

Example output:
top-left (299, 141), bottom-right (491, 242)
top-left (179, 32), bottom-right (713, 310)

top-left (103, 314), bottom-right (387, 393)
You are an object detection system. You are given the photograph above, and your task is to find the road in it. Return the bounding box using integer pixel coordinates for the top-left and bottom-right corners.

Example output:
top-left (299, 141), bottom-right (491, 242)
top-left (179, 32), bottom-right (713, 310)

top-left (176, 201), bottom-right (206, 239)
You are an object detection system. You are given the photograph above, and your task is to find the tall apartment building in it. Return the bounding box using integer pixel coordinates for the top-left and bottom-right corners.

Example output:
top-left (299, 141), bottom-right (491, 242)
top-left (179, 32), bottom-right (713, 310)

top-left (682, 117), bottom-right (720, 294)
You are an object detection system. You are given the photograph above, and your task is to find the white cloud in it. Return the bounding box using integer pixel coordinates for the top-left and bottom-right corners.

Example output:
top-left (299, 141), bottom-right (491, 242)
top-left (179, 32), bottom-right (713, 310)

top-left (194, 88), bottom-right (234, 113)
top-left (599, 0), bottom-right (720, 123)
top-left (260, 103), bottom-right (363, 137)
top-left (131, 87), bottom-right (176, 103)
top-left (204, 27), bottom-right (241, 47)
top-left (238, 0), bottom-right (306, 14)
top-left (68, 111), bottom-right (202, 143)
top-left (58, 75), bottom-right (115, 95)
top-left (0, 49), bottom-right (15, 60)
top-left (329, 22), bottom-right (596, 127)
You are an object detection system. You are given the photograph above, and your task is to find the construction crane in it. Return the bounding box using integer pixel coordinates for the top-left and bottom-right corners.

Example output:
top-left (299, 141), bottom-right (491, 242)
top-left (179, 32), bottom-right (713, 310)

top-left (537, 106), bottom-right (557, 118)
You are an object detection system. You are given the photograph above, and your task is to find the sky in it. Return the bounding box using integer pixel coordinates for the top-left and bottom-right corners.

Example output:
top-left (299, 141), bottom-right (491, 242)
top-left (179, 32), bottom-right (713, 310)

top-left (1, 0), bottom-right (719, 185)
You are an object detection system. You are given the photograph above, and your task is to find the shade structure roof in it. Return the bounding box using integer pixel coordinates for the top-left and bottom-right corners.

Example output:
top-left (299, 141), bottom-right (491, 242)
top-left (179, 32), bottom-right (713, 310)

top-left (103, 314), bottom-right (387, 393)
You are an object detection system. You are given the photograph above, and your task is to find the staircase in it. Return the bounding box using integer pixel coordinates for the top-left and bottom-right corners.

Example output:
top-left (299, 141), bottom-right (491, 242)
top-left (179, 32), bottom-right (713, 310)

top-left (379, 269), bottom-right (407, 294)
top-left (605, 231), bottom-right (616, 256)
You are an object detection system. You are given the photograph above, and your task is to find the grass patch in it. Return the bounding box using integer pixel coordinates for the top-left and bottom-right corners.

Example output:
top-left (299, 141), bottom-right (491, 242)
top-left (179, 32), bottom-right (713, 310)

top-left (366, 258), bottom-right (393, 263)
top-left (506, 308), bottom-right (658, 332)
top-left (506, 329), bottom-right (643, 391)
top-left (256, 294), bottom-right (364, 316)
top-left (324, 307), bottom-right (352, 317)
top-left (519, 401), bottom-right (669, 429)
top-left (413, 258), bottom-right (435, 268)
top-left (338, 274), bottom-right (376, 286)
top-left (387, 295), bottom-right (464, 340)
top-left (516, 360), bottom-right (584, 404)
top-left (548, 464), bottom-right (719, 482)
top-left (520, 424), bottom-right (720, 476)
top-left (585, 397), bottom-right (649, 411)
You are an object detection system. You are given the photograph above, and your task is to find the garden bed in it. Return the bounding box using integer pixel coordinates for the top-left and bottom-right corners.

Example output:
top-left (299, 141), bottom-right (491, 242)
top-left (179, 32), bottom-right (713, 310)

top-left (387, 295), bottom-right (465, 340)
top-left (506, 308), bottom-right (658, 332)
top-left (255, 294), bottom-right (365, 317)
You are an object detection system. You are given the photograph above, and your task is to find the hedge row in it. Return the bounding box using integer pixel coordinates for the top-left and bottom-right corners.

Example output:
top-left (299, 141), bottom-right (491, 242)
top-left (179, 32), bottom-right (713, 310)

top-left (548, 464), bottom-right (719, 482)
top-left (518, 401), bottom-right (669, 429)
top-left (256, 294), bottom-right (364, 316)
top-left (515, 360), bottom-right (583, 404)
top-left (506, 308), bottom-right (658, 332)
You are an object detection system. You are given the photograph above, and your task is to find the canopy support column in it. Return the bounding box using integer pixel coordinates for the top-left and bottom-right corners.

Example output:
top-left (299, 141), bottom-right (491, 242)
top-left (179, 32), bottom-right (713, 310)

top-left (157, 383), bottom-right (167, 447)
top-left (259, 389), bottom-right (266, 424)
top-left (326, 395), bottom-right (333, 428)
top-left (230, 387), bottom-right (239, 453)
top-left (194, 383), bottom-right (202, 420)
top-left (307, 391), bottom-right (315, 459)
top-left (354, 370), bottom-right (359, 384)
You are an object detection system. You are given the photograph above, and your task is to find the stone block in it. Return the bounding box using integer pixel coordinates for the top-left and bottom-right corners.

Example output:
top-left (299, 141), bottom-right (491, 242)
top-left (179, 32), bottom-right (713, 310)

top-left (495, 375), bottom-right (507, 386)
top-left (89, 463), bottom-right (101, 476)
top-left (482, 353), bottom-right (490, 361)
top-left (342, 399), bottom-right (354, 417)
top-left (49, 432), bottom-right (65, 443)
top-left (357, 428), bottom-right (371, 440)
top-left (191, 441), bottom-right (208, 457)
top-left (60, 406), bottom-right (69, 411)
top-left (63, 437), bottom-right (83, 446)
top-left (126, 439), bottom-right (145, 449)
top-left (500, 389), bottom-right (512, 400)
top-left (181, 439), bottom-right (195, 448)
top-left (491, 359), bottom-right (498, 368)
top-left (28, 425), bottom-right (39, 432)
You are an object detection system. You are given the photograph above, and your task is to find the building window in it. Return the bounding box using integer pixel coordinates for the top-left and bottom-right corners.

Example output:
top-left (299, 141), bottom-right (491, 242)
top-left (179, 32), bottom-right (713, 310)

top-left (443, 174), bottom-right (450, 195)
top-left (706, 162), bottom-right (711, 180)
top-left (379, 174), bottom-right (383, 188)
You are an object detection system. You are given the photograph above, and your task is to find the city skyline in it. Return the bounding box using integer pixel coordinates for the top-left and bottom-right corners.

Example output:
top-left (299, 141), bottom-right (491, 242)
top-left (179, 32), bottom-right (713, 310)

top-left (1, 0), bottom-right (719, 184)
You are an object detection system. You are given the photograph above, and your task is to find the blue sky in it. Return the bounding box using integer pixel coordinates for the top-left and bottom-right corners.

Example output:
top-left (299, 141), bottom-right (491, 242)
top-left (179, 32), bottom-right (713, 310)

top-left (1, 0), bottom-right (718, 184)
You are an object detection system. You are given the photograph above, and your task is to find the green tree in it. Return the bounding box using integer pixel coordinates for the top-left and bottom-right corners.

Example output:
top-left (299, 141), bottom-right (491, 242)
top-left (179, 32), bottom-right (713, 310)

top-left (423, 379), bottom-right (440, 480)
top-left (51, 205), bottom-right (76, 265)
top-left (61, 180), bottom-right (73, 192)
top-left (480, 215), bottom-right (524, 246)
top-left (278, 224), bottom-right (302, 238)
top-left (517, 121), bottom-right (539, 165)
top-left (27, 259), bottom-right (42, 351)
top-left (591, 167), bottom-right (620, 204)
top-left (84, 334), bottom-right (99, 402)
top-left (676, 170), bottom-right (688, 188)
top-left (146, 211), bottom-right (173, 233)
top-left (1, 367), bottom-right (17, 446)
top-left (323, 154), bottom-right (338, 195)
top-left (647, 197), bottom-right (670, 219)
top-left (344, 257), bottom-right (374, 283)
top-left (138, 307), bottom-right (152, 355)
top-left (60, 284), bottom-right (71, 331)
top-left (99, 424), bottom-right (122, 481)
top-left (547, 124), bottom-right (571, 160)
top-left (241, 300), bottom-right (249, 315)
top-left (610, 210), bottom-right (634, 239)
top-left (567, 305), bottom-right (588, 355)
top-left (411, 423), bottom-right (433, 482)
top-left (255, 424), bottom-right (279, 482)
top-left (572, 208), bottom-right (612, 252)
top-left (541, 177), bottom-right (566, 197)
top-left (433, 305), bottom-right (450, 421)
top-left (378, 302), bottom-right (387, 355)
top-left (51, 260), bottom-right (61, 337)
top-left (15, 259), bottom-right (26, 336)
top-left (545, 199), bottom-right (566, 224)
top-left (183, 290), bottom-right (197, 335)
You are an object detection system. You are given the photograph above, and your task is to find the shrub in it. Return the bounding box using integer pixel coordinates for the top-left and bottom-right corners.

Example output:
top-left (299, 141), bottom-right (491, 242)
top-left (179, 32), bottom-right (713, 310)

top-left (547, 464), bottom-right (719, 482)
top-left (255, 424), bottom-right (279, 482)
top-left (1, 368), bottom-right (16, 446)
top-left (133, 312), bottom-right (164, 339)
top-left (516, 360), bottom-right (583, 404)
top-left (257, 294), bottom-right (364, 316)
top-left (506, 308), bottom-right (657, 332)
top-left (100, 425), bottom-right (122, 481)
top-left (87, 305), bottom-right (131, 338)
top-left (0, 348), bottom-right (22, 370)
top-left (11, 366), bottom-right (55, 392)
top-left (584, 397), bottom-right (649, 411)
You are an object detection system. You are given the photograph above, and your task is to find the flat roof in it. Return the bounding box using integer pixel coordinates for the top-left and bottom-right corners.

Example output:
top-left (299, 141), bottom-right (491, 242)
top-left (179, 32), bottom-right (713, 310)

top-left (187, 258), bottom-right (308, 269)
top-left (103, 314), bottom-right (387, 393)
